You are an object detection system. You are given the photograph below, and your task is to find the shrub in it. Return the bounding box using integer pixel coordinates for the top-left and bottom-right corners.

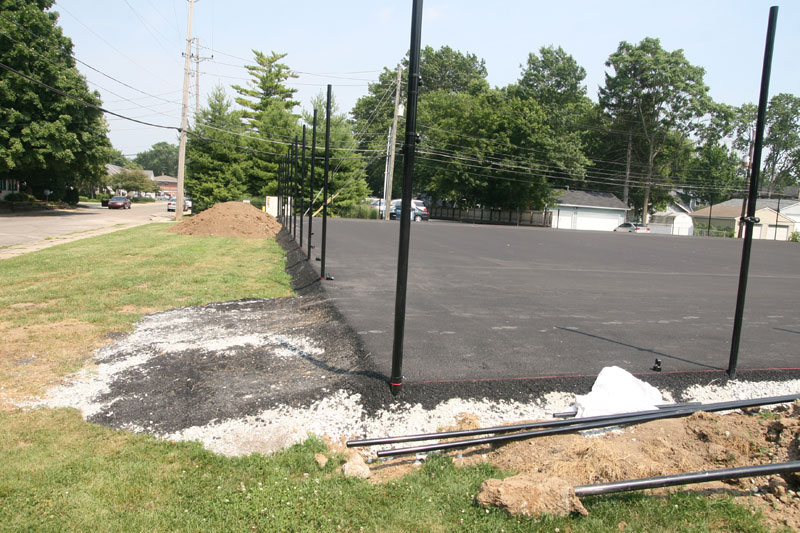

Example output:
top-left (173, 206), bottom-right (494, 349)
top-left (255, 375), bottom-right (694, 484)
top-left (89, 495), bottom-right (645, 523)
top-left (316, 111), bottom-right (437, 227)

top-left (340, 204), bottom-right (379, 219)
top-left (131, 196), bottom-right (155, 203)
top-left (3, 192), bottom-right (34, 202)
top-left (791, 231), bottom-right (800, 243)
top-left (64, 188), bottom-right (79, 205)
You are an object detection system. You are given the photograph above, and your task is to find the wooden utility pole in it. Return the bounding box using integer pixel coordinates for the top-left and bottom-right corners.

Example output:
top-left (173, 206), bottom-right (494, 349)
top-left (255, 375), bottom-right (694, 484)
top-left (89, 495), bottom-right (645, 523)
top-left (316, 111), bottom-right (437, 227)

top-left (175, 0), bottom-right (194, 221)
top-left (384, 64), bottom-right (403, 221)
top-left (195, 38), bottom-right (201, 115)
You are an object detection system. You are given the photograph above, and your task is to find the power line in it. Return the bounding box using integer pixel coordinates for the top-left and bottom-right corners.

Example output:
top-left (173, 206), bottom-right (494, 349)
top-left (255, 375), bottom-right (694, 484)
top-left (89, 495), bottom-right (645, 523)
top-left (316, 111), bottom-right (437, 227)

top-left (0, 60), bottom-right (179, 132)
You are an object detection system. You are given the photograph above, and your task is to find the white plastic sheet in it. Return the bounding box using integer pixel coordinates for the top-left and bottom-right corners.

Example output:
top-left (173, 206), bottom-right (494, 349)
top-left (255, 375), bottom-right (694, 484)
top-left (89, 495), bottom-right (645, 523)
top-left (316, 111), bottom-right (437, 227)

top-left (575, 366), bottom-right (663, 418)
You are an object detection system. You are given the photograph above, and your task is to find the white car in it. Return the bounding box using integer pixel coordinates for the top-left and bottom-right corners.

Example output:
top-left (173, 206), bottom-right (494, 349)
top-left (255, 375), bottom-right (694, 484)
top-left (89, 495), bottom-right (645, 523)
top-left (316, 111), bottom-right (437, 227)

top-left (167, 198), bottom-right (192, 212)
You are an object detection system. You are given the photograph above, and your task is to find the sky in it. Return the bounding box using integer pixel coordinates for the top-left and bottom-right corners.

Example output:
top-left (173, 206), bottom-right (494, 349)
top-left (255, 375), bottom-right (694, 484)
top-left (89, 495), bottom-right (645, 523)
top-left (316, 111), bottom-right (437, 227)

top-left (50, 0), bottom-right (799, 159)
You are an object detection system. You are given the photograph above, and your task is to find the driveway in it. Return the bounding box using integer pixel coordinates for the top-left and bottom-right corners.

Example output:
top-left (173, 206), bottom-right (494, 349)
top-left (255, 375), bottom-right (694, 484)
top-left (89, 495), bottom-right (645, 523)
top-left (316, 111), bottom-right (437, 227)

top-left (0, 201), bottom-right (174, 258)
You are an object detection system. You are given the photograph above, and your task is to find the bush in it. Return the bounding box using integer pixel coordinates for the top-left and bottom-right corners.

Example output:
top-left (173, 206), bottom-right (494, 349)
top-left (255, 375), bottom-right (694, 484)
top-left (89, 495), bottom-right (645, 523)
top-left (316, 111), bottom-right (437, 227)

top-left (64, 188), bottom-right (79, 205)
top-left (340, 204), bottom-right (379, 219)
top-left (131, 196), bottom-right (155, 203)
top-left (3, 192), bottom-right (34, 202)
top-left (791, 231), bottom-right (800, 243)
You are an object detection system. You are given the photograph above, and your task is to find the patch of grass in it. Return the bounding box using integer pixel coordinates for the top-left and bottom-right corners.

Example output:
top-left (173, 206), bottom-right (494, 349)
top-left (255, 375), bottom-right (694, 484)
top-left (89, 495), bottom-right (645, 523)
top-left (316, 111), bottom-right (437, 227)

top-left (0, 224), bottom-right (291, 400)
top-left (0, 409), bottom-right (780, 532)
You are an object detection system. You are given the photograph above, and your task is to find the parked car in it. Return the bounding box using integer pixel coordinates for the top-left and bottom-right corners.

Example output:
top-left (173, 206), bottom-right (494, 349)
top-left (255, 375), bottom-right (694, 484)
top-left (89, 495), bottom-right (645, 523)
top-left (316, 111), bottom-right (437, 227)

top-left (614, 222), bottom-right (650, 233)
top-left (369, 199), bottom-right (387, 219)
top-left (167, 198), bottom-right (192, 212)
top-left (388, 199), bottom-right (402, 220)
top-left (107, 195), bottom-right (131, 209)
top-left (393, 199), bottom-right (429, 221)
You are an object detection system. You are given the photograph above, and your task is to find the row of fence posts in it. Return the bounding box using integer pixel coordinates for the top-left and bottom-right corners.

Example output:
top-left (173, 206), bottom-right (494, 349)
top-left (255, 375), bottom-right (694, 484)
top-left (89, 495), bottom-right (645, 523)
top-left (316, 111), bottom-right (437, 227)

top-left (275, 85), bottom-right (333, 281)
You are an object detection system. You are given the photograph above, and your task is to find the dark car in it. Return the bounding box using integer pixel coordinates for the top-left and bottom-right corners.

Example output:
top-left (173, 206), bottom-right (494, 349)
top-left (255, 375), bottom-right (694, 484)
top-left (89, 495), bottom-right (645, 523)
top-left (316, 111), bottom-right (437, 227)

top-left (393, 199), bottom-right (429, 221)
top-left (107, 196), bottom-right (131, 209)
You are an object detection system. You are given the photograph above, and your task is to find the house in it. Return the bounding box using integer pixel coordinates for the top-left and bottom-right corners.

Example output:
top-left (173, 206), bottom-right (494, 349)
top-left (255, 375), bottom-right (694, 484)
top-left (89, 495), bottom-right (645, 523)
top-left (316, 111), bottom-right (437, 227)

top-left (154, 173), bottom-right (178, 197)
top-left (0, 178), bottom-right (20, 199)
top-left (691, 198), bottom-right (799, 240)
top-left (550, 190), bottom-right (629, 231)
top-left (649, 192), bottom-right (695, 235)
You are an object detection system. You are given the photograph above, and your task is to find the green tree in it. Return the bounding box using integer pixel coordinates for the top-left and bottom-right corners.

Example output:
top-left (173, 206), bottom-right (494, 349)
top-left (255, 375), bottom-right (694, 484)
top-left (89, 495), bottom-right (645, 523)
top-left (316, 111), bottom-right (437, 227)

top-left (600, 38), bottom-right (710, 221)
top-left (185, 86), bottom-right (249, 211)
top-left (351, 46), bottom-right (491, 196)
top-left (415, 89), bottom-right (560, 209)
top-left (111, 169), bottom-right (158, 195)
top-left (302, 93), bottom-right (370, 215)
top-left (105, 147), bottom-right (140, 169)
top-left (134, 142), bottom-right (178, 176)
top-left (232, 51), bottom-right (300, 196)
top-left (689, 143), bottom-right (742, 207)
top-left (762, 93), bottom-right (800, 196)
top-left (0, 0), bottom-right (111, 200)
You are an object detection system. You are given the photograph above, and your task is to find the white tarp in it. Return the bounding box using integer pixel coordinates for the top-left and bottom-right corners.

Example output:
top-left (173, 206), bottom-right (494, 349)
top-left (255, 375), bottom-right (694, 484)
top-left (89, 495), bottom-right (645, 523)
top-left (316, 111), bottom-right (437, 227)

top-left (574, 366), bottom-right (663, 418)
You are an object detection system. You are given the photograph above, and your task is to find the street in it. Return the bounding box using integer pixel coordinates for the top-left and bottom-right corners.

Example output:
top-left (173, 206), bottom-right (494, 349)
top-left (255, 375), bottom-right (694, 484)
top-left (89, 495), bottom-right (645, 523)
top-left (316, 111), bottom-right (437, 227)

top-left (0, 201), bottom-right (173, 257)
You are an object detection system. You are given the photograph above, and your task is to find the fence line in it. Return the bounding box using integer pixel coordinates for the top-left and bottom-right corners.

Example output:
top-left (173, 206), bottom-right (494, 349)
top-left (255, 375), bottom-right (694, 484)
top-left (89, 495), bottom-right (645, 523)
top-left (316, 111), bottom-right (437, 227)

top-left (430, 206), bottom-right (551, 227)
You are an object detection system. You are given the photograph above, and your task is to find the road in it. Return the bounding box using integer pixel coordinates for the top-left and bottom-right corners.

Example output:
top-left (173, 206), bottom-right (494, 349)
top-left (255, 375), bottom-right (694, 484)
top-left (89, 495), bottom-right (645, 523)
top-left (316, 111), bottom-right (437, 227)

top-left (0, 201), bottom-right (174, 258)
top-left (301, 218), bottom-right (800, 383)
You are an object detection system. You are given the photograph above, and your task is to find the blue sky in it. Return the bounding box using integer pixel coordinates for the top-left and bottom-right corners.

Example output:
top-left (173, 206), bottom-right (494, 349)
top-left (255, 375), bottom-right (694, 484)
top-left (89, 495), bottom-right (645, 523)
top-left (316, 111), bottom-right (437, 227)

top-left (52, 1), bottom-right (798, 158)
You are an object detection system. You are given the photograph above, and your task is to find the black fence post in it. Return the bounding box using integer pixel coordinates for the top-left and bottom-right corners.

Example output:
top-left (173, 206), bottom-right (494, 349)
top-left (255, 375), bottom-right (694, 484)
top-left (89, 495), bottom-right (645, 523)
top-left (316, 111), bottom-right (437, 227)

top-left (321, 85), bottom-right (331, 280)
top-left (308, 110), bottom-right (317, 261)
top-left (390, 0), bottom-right (423, 396)
top-left (300, 126), bottom-right (306, 249)
top-left (729, 6), bottom-right (779, 379)
top-left (293, 137), bottom-right (298, 241)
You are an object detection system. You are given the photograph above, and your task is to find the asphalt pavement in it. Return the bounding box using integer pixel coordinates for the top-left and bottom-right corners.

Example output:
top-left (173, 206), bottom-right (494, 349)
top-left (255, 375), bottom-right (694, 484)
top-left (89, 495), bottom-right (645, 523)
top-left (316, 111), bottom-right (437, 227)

top-left (299, 218), bottom-right (800, 384)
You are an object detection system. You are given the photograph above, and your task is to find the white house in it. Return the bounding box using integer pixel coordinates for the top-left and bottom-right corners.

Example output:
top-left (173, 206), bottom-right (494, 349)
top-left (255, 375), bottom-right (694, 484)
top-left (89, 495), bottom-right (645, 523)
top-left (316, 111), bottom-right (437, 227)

top-left (550, 190), bottom-right (629, 232)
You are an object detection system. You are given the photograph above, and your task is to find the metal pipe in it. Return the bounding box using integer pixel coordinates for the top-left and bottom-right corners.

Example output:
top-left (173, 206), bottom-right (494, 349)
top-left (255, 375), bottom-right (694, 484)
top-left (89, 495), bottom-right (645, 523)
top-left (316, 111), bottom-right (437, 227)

top-left (574, 461), bottom-right (800, 497)
top-left (728, 6), bottom-right (779, 379)
top-left (552, 402), bottom-right (702, 419)
top-left (371, 393), bottom-right (800, 457)
top-left (300, 126), bottom-right (305, 249)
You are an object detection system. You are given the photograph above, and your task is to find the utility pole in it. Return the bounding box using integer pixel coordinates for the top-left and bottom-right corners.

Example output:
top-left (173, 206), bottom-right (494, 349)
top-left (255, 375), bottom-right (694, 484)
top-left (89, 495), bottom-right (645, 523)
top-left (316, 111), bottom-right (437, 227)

top-left (175, 0), bottom-right (194, 222)
top-left (384, 64), bottom-right (403, 221)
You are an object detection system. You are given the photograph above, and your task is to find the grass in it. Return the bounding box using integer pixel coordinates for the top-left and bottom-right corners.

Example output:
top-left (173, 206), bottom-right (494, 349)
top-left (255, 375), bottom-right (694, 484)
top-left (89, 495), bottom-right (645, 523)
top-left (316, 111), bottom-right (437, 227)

top-left (0, 223), bottom-right (291, 401)
top-left (0, 225), bottom-right (787, 532)
top-left (0, 408), bottom-right (780, 533)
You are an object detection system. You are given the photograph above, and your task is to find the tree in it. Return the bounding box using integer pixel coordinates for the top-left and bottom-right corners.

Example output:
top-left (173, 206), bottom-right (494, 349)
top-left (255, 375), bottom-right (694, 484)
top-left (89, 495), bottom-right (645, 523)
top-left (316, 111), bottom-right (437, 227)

top-left (762, 93), bottom-right (800, 196)
top-left (231, 51), bottom-right (300, 196)
top-left (134, 142), bottom-right (178, 176)
top-left (301, 93), bottom-right (370, 215)
top-left (689, 143), bottom-right (742, 207)
top-left (351, 46), bottom-right (491, 196)
top-left (0, 0), bottom-right (111, 200)
top-left (186, 86), bottom-right (249, 211)
top-left (517, 45), bottom-right (587, 110)
top-left (105, 147), bottom-right (140, 169)
top-left (112, 169), bottom-right (158, 195)
top-left (600, 38), bottom-right (710, 221)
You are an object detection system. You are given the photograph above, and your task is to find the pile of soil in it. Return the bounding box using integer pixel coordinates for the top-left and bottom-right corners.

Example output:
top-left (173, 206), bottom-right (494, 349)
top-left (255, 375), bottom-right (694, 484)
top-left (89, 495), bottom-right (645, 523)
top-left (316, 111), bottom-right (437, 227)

top-left (363, 404), bottom-right (800, 527)
top-left (168, 201), bottom-right (282, 239)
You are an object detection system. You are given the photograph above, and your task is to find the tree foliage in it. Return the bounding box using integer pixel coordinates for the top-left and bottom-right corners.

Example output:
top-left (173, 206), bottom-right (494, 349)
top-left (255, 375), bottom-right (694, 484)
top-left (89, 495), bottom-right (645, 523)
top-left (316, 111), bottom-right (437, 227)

top-left (186, 86), bottom-right (250, 211)
top-left (0, 0), bottom-right (111, 200)
top-left (301, 93), bottom-right (370, 215)
top-left (111, 169), bottom-right (158, 195)
top-left (134, 142), bottom-right (178, 177)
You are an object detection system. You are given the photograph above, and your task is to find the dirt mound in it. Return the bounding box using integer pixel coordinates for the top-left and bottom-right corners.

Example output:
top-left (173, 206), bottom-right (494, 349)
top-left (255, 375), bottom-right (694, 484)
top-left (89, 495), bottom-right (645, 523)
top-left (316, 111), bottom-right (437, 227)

top-left (168, 201), bottom-right (282, 239)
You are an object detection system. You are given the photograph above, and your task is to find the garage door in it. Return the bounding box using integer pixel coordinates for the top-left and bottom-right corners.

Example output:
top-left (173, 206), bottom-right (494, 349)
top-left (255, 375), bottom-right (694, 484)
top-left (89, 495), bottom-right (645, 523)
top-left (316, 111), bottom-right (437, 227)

top-left (555, 210), bottom-right (573, 229)
top-left (575, 211), bottom-right (620, 231)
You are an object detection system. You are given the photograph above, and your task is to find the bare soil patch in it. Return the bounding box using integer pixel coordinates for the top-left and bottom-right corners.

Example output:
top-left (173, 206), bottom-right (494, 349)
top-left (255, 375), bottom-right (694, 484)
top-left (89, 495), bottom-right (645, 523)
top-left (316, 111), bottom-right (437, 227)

top-left (168, 201), bottom-right (281, 239)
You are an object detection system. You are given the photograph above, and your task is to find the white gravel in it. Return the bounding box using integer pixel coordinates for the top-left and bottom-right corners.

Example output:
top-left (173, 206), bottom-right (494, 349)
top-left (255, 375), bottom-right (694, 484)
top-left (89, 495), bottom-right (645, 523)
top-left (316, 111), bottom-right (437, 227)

top-left (31, 304), bottom-right (800, 458)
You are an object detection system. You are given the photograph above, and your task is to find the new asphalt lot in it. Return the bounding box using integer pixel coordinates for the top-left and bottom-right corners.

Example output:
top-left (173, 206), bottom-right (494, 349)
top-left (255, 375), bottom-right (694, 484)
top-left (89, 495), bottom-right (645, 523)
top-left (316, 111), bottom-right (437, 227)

top-left (302, 218), bottom-right (800, 386)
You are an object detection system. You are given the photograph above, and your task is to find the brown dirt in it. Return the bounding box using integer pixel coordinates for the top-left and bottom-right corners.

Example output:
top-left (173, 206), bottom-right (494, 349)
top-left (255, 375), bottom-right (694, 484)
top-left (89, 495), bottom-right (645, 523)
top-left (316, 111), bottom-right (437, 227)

top-left (167, 201), bottom-right (281, 239)
top-left (363, 403), bottom-right (800, 526)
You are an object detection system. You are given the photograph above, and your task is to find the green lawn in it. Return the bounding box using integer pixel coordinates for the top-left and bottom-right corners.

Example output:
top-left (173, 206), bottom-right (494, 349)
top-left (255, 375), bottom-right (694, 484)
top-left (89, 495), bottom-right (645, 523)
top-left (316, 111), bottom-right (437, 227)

top-left (0, 408), bottom-right (778, 533)
top-left (0, 223), bottom-right (292, 400)
top-left (0, 225), bottom-right (785, 532)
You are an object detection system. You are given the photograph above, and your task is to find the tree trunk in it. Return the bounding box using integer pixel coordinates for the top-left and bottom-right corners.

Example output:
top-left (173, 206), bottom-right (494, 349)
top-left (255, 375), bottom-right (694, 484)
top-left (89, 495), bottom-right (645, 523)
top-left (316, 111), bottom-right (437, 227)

top-left (623, 130), bottom-right (632, 206)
